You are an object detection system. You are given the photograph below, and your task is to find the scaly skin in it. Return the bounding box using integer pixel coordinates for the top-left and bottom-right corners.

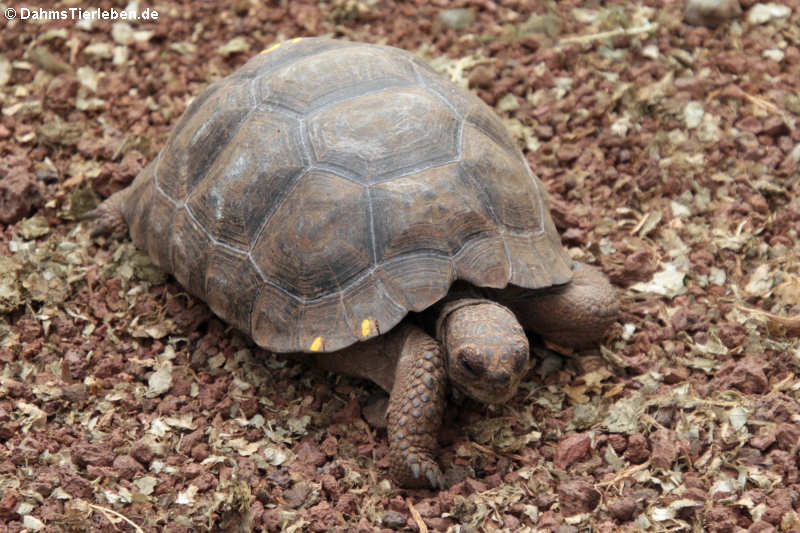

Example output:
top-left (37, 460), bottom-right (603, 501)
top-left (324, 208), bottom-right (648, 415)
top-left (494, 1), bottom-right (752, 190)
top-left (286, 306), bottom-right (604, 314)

top-left (494, 262), bottom-right (619, 349)
top-left (83, 188), bottom-right (131, 239)
top-left (385, 325), bottom-right (448, 488)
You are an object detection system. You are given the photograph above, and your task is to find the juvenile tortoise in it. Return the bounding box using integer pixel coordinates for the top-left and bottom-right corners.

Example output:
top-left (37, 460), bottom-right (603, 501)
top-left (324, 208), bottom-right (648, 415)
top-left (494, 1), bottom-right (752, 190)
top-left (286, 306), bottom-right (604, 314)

top-left (91, 37), bottom-right (618, 489)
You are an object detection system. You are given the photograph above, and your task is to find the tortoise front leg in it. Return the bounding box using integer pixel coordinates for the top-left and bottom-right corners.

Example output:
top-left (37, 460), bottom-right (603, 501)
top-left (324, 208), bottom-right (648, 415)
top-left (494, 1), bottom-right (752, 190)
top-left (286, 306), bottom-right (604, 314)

top-left (311, 323), bottom-right (447, 488)
top-left (385, 324), bottom-right (447, 489)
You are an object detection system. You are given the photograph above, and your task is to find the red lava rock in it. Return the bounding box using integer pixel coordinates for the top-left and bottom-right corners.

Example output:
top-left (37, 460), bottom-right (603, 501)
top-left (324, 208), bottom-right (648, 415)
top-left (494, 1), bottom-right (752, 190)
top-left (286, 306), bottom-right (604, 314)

top-left (319, 435), bottom-right (338, 457)
top-left (0, 168), bottom-right (43, 224)
top-left (501, 514), bottom-right (520, 530)
top-left (663, 365), bottom-right (690, 384)
top-left (670, 307), bottom-right (708, 334)
top-left (750, 425), bottom-right (778, 450)
top-left (182, 462), bottom-right (204, 480)
top-left (735, 116), bottom-right (764, 134)
top-left (16, 315), bottom-right (42, 343)
top-left (63, 349), bottom-right (90, 381)
top-left (118, 149), bottom-right (147, 181)
top-left (760, 487), bottom-right (795, 525)
top-left (424, 517), bottom-right (453, 531)
top-left (606, 495), bottom-right (637, 522)
top-left (331, 397), bottom-right (361, 424)
top-left (71, 442), bottom-right (114, 467)
top-left (0, 408), bottom-right (17, 440)
top-left (762, 116), bottom-right (788, 137)
top-left (0, 348), bottom-right (14, 364)
top-left (728, 357), bottom-right (768, 395)
top-left (464, 477), bottom-right (488, 493)
top-left (768, 449), bottom-right (799, 484)
top-left (60, 472), bottom-right (94, 499)
top-left (333, 492), bottom-right (359, 515)
top-left (93, 354), bottom-right (124, 379)
top-left (535, 124), bottom-right (554, 139)
top-left (625, 433), bottom-right (650, 464)
top-left (382, 510), bottom-right (406, 530)
top-left (283, 482), bottom-right (312, 509)
top-left (31, 469), bottom-right (59, 497)
top-left (749, 520), bottom-right (777, 533)
top-left (561, 227), bottom-right (586, 246)
top-left (556, 143), bottom-right (581, 162)
top-left (620, 249), bottom-right (657, 285)
top-left (112, 455), bottom-right (145, 479)
top-left (554, 432), bottom-right (591, 469)
top-left (747, 193), bottom-right (769, 214)
top-left (717, 53), bottom-right (748, 75)
top-left (39, 499), bottom-right (65, 522)
top-left (718, 323), bottom-right (746, 348)
top-left (704, 505), bottom-right (739, 532)
top-left (129, 439), bottom-right (156, 465)
top-left (308, 501), bottom-right (342, 532)
top-left (0, 488), bottom-right (19, 520)
top-left (606, 433), bottom-right (627, 454)
top-left (684, 487), bottom-right (708, 503)
top-left (179, 428), bottom-right (206, 455)
top-left (296, 440), bottom-right (327, 467)
top-left (649, 429), bottom-right (681, 469)
top-left (186, 473), bottom-right (214, 495)
top-left (776, 422), bottom-right (800, 450)
top-left (412, 499), bottom-right (441, 518)
top-left (558, 479), bottom-right (601, 516)
top-left (92, 150), bottom-right (147, 198)
top-left (684, 0), bottom-right (742, 28)
top-left (237, 396), bottom-right (259, 418)
top-left (190, 443), bottom-right (210, 461)
top-left (44, 75), bottom-right (79, 110)
top-left (467, 65), bottom-right (496, 89)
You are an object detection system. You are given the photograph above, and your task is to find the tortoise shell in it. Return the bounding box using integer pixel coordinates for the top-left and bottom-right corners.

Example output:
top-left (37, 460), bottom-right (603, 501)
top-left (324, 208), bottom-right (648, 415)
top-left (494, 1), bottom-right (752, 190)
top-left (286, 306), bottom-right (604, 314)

top-left (120, 37), bottom-right (573, 353)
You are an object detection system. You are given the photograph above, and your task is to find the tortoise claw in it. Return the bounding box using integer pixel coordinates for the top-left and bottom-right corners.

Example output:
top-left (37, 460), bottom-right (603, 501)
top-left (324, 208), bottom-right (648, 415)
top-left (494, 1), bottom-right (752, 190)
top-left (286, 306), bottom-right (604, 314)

top-left (426, 468), bottom-right (443, 489)
top-left (391, 450), bottom-right (444, 489)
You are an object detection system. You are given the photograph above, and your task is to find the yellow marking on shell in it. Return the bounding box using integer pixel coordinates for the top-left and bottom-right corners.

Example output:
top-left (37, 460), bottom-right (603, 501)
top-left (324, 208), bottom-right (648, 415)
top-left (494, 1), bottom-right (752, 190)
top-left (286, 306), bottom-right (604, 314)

top-left (361, 318), bottom-right (376, 338)
top-left (260, 42), bottom-right (282, 55)
top-left (260, 37), bottom-right (302, 55)
top-left (309, 336), bottom-right (324, 352)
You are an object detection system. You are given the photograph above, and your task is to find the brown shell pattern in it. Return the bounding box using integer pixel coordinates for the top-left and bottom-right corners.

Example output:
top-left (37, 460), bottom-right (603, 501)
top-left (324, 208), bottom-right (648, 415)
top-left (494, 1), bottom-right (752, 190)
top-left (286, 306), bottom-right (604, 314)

top-left (121, 37), bottom-right (572, 353)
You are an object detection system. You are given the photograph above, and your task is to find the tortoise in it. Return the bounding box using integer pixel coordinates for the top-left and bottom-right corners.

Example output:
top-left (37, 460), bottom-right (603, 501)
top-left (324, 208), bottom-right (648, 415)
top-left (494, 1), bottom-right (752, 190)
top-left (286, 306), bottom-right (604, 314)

top-left (91, 37), bottom-right (619, 489)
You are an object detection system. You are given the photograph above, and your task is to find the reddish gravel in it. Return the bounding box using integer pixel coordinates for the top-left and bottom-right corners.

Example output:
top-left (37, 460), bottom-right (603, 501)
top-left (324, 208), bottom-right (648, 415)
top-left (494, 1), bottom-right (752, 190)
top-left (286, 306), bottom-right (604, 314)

top-left (1, 1), bottom-right (800, 532)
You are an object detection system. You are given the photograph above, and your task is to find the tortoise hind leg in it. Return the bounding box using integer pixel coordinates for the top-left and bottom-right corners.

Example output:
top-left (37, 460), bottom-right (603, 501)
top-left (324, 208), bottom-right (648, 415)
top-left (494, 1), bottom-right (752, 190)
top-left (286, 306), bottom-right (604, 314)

top-left (504, 262), bottom-right (619, 349)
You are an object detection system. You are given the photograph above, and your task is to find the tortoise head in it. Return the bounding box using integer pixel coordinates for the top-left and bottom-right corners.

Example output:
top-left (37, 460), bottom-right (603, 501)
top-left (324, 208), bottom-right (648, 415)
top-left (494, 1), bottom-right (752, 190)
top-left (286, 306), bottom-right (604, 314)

top-left (439, 301), bottom-right (530, 404)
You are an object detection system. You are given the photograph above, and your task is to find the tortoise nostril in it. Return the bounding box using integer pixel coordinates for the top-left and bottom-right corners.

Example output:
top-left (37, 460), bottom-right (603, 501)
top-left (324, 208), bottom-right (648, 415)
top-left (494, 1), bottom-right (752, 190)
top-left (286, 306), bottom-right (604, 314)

top-left (490, 371), bottom-right (511, 385)
top-left (459, 351), bottom-right (483, 378)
